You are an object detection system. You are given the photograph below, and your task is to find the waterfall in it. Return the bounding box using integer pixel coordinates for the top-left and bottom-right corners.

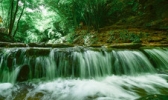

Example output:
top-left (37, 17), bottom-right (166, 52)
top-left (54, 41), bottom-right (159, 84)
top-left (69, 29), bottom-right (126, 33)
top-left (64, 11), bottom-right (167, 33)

top-left (0, 47), bottom-right (168, 100)
top-left (0, 47), bottom-right (168, 83)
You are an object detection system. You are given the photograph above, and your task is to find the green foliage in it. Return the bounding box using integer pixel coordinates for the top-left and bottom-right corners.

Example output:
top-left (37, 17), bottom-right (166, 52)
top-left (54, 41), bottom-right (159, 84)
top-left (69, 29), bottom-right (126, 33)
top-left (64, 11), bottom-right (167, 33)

top-left (108, 30), bottom-right (141, 43)
top-left (1, 0), bottom-right (168, 43)
top-left (81, 0), bottom-right (111, 30)
top-left (47, 0), bottom-right (113, 31)
top-left (0, 0), bottom-right (25, 37)
top-left (119, 31), bottom-right (141, 43)
top-left (66, 32), bottom-right (75, 43)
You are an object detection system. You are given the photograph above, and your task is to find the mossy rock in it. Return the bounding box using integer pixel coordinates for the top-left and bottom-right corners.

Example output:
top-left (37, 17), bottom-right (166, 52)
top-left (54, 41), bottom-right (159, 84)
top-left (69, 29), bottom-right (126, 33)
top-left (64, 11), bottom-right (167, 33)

top-left (109, 43), bottom-right (142, 49)
top-left (141, 44), bottom-right (168, 48)
top-left (25, 48), bottom-right (51, 56)
top-left (28, 43), bottom-right (45, 47)
top-left (13, 83), bottom-right (35, 99)
top-left (0, 42), bottom-right (10, 47)
top-left (16, 65), bottom-right (30, 82)
top-left (136, 94), bottom-right (168, 100)
top-left (0, 96), bottom-right (5, 100)
top-left (52, 43), bottom-right (74, 48)
top-left (8, 43), bottom-right (27, 47)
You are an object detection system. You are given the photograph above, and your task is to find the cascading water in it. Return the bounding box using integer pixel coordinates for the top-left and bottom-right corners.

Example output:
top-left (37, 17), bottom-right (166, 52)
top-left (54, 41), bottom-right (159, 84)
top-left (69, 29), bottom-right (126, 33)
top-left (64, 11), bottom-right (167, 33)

top-left (0, 47), bottom-right (168, 100)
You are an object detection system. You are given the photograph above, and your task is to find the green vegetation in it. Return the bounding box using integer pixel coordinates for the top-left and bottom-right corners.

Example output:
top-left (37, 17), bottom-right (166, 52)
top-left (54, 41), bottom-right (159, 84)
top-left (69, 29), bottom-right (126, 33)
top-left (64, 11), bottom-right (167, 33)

top-left (0, 0), bottom-right (168, 43)
top-left (108, 30), bottom-right (141, 43)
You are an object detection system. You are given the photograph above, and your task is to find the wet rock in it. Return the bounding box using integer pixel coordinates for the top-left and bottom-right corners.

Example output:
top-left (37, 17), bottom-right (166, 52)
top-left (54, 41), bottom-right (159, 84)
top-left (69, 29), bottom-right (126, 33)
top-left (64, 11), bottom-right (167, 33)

top-left (0, 42), bottom-right (9, 47)
top-left (52, 43), bottom-right (74, 48)
top-left (44, 43), bottom-right (53, 47)
top-left (7, 49), bottom-right (26, 71)
top-left (109, 43), bottom-right (142, 49)
top-left (86, 92), bottom-right (106, 100)
top-left (157, 70), bottom-right (168, 75)
top-left (8, 43), bottom-right (27, 47)
top-left (27, 92), bottom-right (44, 100)
top-left (28, 43), bottom-right (74, 48)
top-left (16, 65), bottom-right (30, 82)
top-left (136, 94), bottom-right (168, 100)
top-left (25, 48), bottom-right (50, 56)
top-left (0, 95), bottom-right (5, 100)
top-left (28, 43), bottom-right (45, 47)
top-left (7, 54), bottom-right (14, 71)
top-left (15, 49), bottom-right (26, 65)
top-left (0, 42), bottom-right (26, 47)
top-left (13, 83), bottom-right (35, 100)
top-left (27, 43), bottom-right (37, 47)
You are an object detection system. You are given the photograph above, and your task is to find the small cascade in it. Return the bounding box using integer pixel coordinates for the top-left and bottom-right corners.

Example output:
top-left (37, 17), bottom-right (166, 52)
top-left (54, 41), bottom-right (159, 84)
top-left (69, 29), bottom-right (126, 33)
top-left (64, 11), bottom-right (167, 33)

top-left (143, 48), bottom-right (168, 71)
top-left (0, 47), bottom-right (168, 83)
top-left (0, 47), bottom-right (168, 100)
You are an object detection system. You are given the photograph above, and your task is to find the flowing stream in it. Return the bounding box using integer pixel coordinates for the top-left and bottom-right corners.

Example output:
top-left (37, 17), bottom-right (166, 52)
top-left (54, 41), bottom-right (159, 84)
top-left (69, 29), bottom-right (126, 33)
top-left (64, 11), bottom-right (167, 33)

top-left (0, 47), bottom-right (168, 100)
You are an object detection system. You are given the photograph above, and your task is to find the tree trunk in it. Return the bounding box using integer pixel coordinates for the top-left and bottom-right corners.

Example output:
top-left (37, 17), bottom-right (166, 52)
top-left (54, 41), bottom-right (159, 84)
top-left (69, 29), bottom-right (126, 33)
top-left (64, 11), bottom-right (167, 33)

top-left (8, 0), bottom-right (20, 37)
top-left (13, 0), bottom-right (25, 37)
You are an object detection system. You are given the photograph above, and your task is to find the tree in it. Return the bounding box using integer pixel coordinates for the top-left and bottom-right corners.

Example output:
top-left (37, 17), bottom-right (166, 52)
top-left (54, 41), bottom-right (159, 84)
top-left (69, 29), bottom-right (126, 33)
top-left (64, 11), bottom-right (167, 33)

top-left (47, 0), bottom-right (113, 32)
top-left (0, 0), bottom-right (25, 37)
top-left (8, 0), bottom-right (25, 37)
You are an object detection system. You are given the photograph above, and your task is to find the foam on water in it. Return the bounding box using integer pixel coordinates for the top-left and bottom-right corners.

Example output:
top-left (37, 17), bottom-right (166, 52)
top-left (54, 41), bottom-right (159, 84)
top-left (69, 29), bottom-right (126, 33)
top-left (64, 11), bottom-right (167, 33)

top-left (0, 74), bottom-right (168, 100)
top-left (0, 47), bottom-right (168, 100)
top-left (0, 83), bottom-right (13, 99)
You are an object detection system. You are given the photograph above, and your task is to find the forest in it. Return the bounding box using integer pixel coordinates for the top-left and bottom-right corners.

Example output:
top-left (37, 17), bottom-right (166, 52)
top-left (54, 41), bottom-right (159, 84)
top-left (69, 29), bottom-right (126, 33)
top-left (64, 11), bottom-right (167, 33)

top-left (0, 0), bottom-right (168, 100)
top-left (0, 0), bottom-right (168, 45)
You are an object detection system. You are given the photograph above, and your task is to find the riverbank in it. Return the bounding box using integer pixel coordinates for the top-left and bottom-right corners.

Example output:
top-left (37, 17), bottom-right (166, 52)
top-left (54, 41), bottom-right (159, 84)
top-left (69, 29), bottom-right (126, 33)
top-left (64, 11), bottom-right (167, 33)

top-left (70, 26), bottom-right (168, 45)
top-left (1, 42), bottom-right (168, 49)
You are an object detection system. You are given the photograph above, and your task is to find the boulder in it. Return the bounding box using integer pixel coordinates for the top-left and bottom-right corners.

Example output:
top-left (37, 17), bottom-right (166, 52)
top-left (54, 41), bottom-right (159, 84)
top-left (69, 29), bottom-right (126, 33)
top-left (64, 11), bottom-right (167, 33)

top-left (16, 65), bottom-right (30, 82)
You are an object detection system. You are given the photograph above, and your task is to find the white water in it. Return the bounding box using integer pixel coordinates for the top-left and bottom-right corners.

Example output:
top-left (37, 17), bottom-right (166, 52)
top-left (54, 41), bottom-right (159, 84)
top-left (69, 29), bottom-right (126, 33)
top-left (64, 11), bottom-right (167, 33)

top-left (1, 47), bottom-right (161, 82)
top-left (0, 74), bottom-right (168, 100)
top-left (0, 47), bottom-right (168, 100)
top-left (144, 48), bottom-right (168, 70)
